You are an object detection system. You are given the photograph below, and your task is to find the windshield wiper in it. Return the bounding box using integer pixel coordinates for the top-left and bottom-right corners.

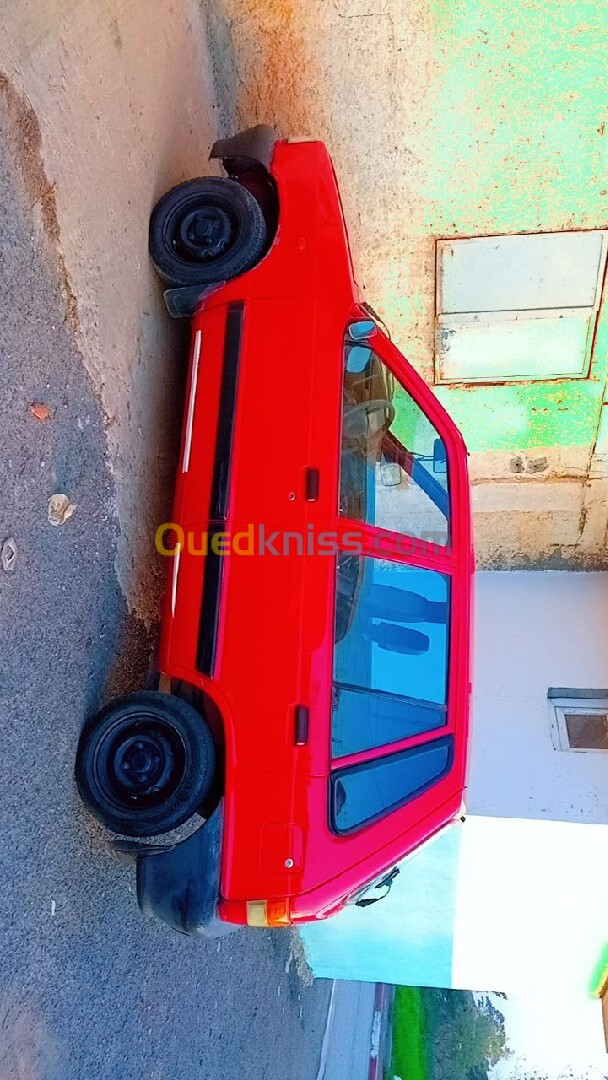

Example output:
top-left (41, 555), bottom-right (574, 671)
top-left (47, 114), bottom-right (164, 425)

top-left (355, 866), bottom-right (400, 908)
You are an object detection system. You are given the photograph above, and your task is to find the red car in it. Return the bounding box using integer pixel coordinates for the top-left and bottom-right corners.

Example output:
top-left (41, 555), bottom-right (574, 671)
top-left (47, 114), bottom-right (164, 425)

top-left (75, 126), bottom-right (473, 935)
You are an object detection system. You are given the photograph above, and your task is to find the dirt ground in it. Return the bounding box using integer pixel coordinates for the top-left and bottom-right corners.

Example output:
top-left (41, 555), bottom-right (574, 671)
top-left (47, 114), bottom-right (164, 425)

top-left (1, 0), bottom-right (226, 625)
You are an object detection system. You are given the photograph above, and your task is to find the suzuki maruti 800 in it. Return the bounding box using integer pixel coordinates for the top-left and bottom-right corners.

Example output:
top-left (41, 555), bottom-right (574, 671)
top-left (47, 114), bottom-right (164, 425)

top-left (75, 126), bottom-right (473, 935)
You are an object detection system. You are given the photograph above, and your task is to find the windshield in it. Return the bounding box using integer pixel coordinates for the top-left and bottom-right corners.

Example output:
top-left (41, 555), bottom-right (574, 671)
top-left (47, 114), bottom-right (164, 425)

top-left (340, 339), bottom-right (450, 546)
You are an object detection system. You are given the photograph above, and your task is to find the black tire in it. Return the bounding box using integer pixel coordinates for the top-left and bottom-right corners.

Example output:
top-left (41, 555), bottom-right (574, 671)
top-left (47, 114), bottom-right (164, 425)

top-left (75, 692), bottom-right (216, 837)
top-left (149, 176), bottom-right (267, 287)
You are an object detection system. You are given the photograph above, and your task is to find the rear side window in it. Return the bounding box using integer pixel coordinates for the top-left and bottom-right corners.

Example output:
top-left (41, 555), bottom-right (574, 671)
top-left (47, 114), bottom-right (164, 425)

top-left (340, 340), bottom-right (450, 546)
top-left (331, 737), bottom-right (453, 834)
top-left (332, 685), bottom-right (446, 759)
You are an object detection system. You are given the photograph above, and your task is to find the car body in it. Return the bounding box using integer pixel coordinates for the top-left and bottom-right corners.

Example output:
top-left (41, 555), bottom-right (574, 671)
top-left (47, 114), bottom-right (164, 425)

top-left (155, 134), bottom-right (472, 928)
top-left (76, 128), bottom-right (473, 934)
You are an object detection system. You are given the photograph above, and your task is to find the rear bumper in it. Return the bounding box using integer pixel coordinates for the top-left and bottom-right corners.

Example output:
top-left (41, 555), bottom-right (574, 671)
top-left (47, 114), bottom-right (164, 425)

top-left (135, 805), bottom-right (232, 937)
top-left (133, 802), bottom-right (296, 935)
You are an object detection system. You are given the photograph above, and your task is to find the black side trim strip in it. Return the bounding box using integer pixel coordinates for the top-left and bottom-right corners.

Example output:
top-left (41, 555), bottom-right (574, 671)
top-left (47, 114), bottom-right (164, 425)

top-left (197, 303), bottom-right (244, 675)
top-left (197, 527), bottom-right (224, 675)
top-left (210, 303), bottom-right (244, 521)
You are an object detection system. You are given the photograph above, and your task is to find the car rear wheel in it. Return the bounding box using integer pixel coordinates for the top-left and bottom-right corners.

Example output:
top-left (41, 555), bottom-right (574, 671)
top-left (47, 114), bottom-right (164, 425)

top-left (75, 691), bottom-right (216, 837)
top-left (149, 176), bottom-right (267, 287)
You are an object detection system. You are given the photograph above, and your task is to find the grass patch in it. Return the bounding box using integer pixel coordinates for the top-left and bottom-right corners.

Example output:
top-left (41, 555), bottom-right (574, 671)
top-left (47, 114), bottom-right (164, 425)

top-left (388, 986), bottom-right (431, 1080)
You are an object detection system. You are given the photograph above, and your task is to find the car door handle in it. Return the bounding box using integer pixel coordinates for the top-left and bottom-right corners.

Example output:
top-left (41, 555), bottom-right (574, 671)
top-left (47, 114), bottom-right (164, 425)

top-left (294, 705), bottom-right (309, 746)
top-left (305, 468), bottom-right (320, 502)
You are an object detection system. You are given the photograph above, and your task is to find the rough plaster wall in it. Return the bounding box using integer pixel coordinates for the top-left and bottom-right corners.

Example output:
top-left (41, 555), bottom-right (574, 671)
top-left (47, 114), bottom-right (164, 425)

top-left (211, 0), bottom-right (608, 566)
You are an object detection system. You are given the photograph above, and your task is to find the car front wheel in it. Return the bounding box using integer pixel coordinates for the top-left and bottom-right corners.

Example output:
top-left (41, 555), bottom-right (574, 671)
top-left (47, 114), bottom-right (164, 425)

top-left (75, 691), bottom-right (216, 837)
top-left (149, 176), bottom-right (267, 287)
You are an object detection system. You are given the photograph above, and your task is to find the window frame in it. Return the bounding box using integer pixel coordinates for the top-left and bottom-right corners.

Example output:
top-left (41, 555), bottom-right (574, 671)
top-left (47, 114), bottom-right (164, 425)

top-left (331, 681), bottom-right (449, 761)
top-left (335, 326), bottom-right (465, 568)
top-left (548, 691), bottom-right (608, 754)
top-left (331, 557), bottom-right (452, 762)
top-left (339, 334), bottom-right (453, 550)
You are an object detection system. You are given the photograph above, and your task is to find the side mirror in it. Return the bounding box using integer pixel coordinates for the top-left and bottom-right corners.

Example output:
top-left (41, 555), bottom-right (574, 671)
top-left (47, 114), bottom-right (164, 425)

top-left (347, 319), bottom-right (376, 341)
top-left (345, 343), bottom-right (373, 374)
top-left (433, 438), bottom-right (447, 475)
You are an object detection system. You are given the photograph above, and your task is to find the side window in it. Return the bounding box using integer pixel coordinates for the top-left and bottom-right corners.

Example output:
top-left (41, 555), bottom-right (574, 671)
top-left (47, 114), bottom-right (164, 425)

top-left (331, 738), bottom-right (453, 833)
top-left (334, 556), bottom-right (449, 700)
top-left (332, 555), bottom-right (450, 757)
top-left (340, 339), bottom-right (450, 546)
top-left (332, 685), bottom-right (446, 759)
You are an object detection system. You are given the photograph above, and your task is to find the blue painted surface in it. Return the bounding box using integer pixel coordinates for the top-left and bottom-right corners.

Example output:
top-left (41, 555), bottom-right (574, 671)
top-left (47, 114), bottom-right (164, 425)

top-left (302, 820), bottom-right (462, 985)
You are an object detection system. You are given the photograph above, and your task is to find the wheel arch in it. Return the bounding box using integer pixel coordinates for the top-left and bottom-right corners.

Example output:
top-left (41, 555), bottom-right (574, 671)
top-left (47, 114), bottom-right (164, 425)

top-left (209, 124), bottom-right (277, 172)
top-left (210, 125), bottom-right (279, 249)
top-left (167, 678), bottom-right (227, 818)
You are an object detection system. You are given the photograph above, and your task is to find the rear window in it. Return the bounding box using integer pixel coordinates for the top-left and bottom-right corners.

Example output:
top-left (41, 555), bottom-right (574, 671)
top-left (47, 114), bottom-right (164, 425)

top-left (340, 339), bottom-right (450, 546)
top-left (331, 738), bottom-right (454, 834)
top-left (332, 555), bottom-right (450, 756)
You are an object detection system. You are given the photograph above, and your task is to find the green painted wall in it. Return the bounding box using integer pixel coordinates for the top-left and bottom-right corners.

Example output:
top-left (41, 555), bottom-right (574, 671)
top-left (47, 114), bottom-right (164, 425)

top-left (424, 0), bottom-right (608, 455)
top-left (436, 379), bottom-right (603, 455)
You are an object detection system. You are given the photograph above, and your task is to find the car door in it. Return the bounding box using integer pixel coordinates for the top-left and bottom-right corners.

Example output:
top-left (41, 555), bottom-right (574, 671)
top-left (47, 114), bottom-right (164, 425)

top-left (297, 319), bottom-right (473, 893)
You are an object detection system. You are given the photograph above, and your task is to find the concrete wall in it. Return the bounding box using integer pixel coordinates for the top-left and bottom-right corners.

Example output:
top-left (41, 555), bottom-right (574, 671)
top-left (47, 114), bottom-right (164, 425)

top-left (467, 570), bottom-right (608, 823)
top-left (206, 0), bottom-right (608, 568)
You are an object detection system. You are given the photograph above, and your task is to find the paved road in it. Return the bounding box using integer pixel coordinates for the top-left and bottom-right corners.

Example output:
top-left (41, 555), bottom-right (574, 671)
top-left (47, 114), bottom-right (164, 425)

top-left (0, 67), bottom-right (334, 1080)
top-left (317, 982), bottom-right (378, 1080)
